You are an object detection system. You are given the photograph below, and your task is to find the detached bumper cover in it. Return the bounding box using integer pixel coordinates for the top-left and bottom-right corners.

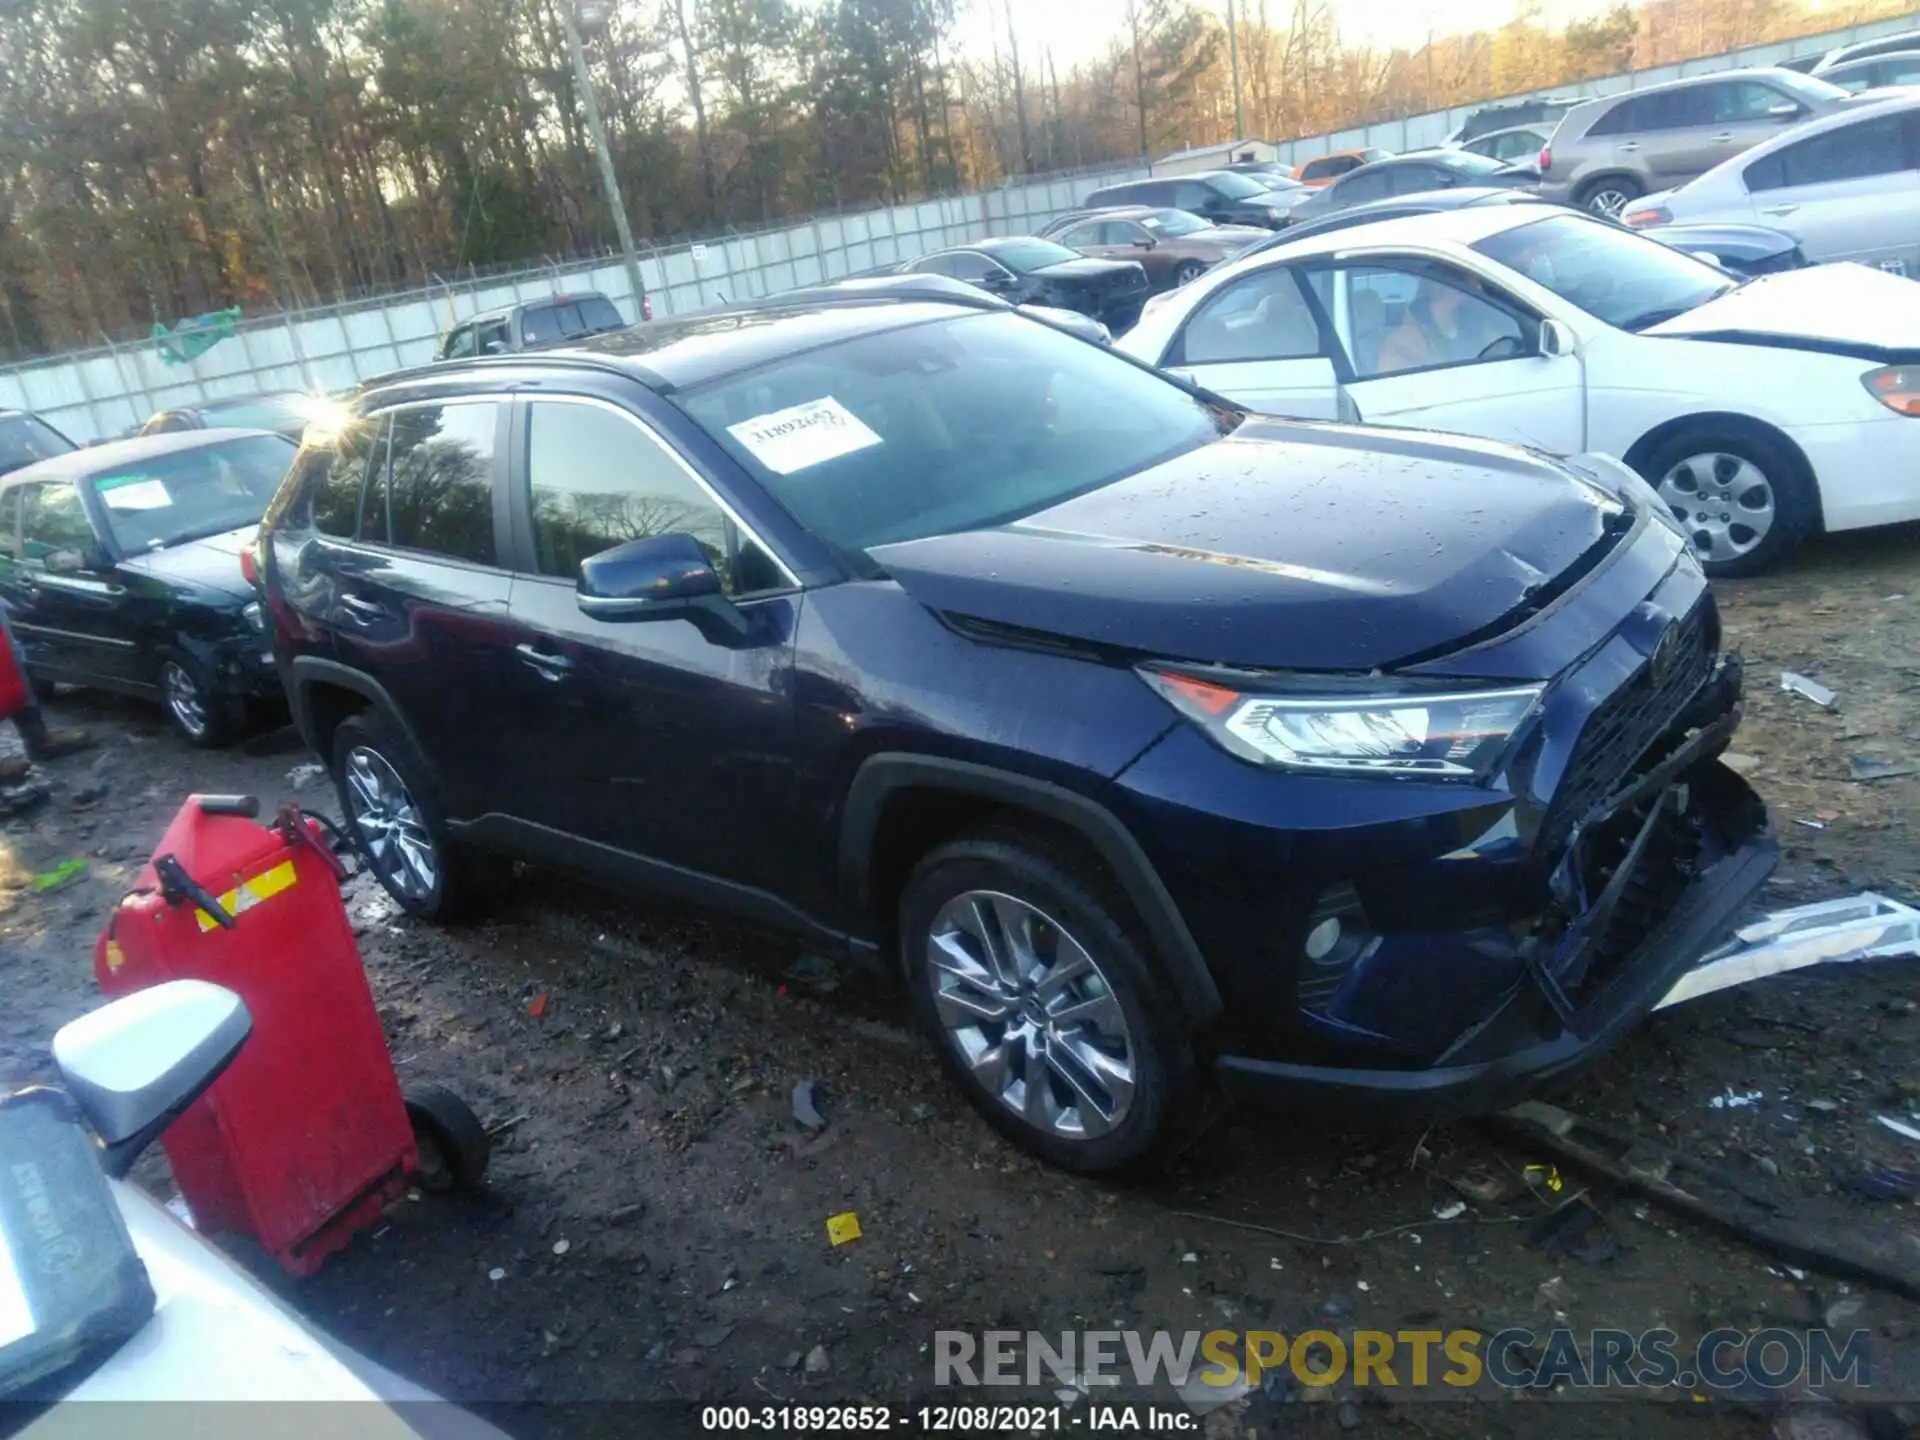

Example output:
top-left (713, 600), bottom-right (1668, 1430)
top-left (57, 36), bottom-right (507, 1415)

top-left (1215, 749), bottom-right (1777, 1118)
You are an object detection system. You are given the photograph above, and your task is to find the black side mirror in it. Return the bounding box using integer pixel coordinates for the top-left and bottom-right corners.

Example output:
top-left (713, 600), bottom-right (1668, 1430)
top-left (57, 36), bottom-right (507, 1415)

top-left (979, 271), bottom-right (1015, 293)
top-left (577, 532), bottom-right (753, 643)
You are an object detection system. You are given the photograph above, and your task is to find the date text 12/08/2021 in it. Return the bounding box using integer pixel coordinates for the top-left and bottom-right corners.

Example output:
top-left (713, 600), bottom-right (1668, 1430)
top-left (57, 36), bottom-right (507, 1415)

top-left (700, 1406), bottom-right (1194, 1432)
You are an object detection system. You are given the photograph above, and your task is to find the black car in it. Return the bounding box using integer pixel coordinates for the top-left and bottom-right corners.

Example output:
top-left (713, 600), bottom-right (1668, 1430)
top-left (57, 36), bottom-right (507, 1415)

top-left (1285, 152), bottom-right (1534, 224)
top-left (1238, 189), bottom-right (1808, 278)
top-left (137, 390), bottom-right (332, 444)
top-left (0, 429), bottom-right (295, 745)
top-left (902, 239), bottom-right (1149, 327)
top-left (1, 409), bottom-right (77, 479)
top-left (257, 284), bottom-right (1770, 1174)
top-left (1448, 97), bottom-right (1577, 144)
top-left (437, 291), bottom-right (640, 361)
top-left (1083, 171), bottom-right (1299, 229)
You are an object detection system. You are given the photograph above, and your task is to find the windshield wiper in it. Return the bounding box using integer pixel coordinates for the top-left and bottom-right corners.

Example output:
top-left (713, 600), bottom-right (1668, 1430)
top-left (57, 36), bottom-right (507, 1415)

top-left (1621, 304), bottom-right (1697, 332)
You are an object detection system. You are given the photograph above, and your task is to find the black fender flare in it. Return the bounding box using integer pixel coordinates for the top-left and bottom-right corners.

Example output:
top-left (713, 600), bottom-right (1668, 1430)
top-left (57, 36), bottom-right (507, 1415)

top-left (286, 657), bottom-right (428, 761)
top-left (839, 754), bottom-right (1223, 1027)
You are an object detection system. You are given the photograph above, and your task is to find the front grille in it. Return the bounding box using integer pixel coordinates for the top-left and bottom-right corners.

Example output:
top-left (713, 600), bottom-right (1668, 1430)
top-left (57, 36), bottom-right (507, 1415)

top-left (1542, 603), bottom-right (1714, 848)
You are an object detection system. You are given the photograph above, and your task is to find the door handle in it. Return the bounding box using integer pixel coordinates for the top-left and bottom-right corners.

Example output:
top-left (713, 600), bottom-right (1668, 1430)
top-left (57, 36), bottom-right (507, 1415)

top-left (516, 643), bottom-right (572, 680)
top-left (1617, 141), bottom-right (1640, 152)
top-left (1711, 132), bottom-right (1735, 143)
top-left (338, 593), bottom-right (385, 619)
top-left (1762, 203), bottom-right (1799, 216)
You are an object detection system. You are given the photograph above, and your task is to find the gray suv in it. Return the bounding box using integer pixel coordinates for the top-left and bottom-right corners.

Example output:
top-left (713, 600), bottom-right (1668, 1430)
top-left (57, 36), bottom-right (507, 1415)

top-left (1538, 68), bottom-right (1850, 214)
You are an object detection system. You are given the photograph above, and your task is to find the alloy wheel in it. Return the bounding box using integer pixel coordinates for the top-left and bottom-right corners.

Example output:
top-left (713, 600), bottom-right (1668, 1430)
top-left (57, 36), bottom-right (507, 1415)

top-left (161, 661), bottom-right (209, 739)
top-left (343, 745), bottom-right (439, 902)
top-left (925, 890), bottom-right (1137, 1141)
top-left (1585, 187), bottom-right (1633, 217)
top-left (1657, 451), bottom-right (1775, 565)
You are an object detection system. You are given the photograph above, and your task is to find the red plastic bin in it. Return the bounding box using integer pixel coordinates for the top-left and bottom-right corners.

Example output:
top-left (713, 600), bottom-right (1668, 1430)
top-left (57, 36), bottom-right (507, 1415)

top-left (94, 795), bottom-right (417, 1275)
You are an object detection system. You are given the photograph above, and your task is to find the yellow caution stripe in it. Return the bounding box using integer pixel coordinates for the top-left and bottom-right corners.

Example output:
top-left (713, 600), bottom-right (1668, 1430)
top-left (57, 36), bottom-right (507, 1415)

top-left (196, 859), bottom-right (300, 932)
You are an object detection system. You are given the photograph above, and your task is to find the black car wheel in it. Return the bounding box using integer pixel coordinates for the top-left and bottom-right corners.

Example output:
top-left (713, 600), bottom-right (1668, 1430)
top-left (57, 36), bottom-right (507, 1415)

top-left (1634, 423), bottom-right (1816, 579)
top-left (331, 711), bottom-right (490, 922)
top-left (898, 829), bottom-right (1200, 1175)
top-left (1577, 175), bottom-right (1643, 217)
top-left (158, 651), bottom-right (241, 748)
top-left (1173, 260), bottom-right (1207, 287)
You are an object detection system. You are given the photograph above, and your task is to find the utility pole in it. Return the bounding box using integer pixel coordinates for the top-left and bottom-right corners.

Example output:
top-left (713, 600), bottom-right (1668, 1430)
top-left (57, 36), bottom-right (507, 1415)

top-left (1128, 0), bottom-right (1149, 163)
top-left (565, 1), bottom-right (649, 321)
top-left (1227, 0), bottom-right (1245, 140)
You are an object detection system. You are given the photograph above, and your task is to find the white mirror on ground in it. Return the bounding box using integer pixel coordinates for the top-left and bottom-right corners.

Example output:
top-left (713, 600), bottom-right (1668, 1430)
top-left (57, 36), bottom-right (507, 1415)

top-left (52, 981), bottom-right (252, 1176)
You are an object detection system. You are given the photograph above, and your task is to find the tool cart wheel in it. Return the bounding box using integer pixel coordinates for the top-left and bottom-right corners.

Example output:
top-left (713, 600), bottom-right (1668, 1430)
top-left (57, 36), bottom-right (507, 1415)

top-left (404, 1084), bottom-right (490, 1194)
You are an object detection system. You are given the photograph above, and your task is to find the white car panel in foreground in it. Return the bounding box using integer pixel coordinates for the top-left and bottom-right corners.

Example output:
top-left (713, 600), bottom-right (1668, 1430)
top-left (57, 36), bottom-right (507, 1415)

top-left (1620, 93), bottom-right (1920, 275)
top-left (1116, 205), bottom-right (1920, 576)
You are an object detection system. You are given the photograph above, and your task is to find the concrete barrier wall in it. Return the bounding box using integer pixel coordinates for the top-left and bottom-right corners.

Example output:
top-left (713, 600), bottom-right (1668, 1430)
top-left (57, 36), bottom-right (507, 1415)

top-left (5, 6), bottom-right (1914, 441)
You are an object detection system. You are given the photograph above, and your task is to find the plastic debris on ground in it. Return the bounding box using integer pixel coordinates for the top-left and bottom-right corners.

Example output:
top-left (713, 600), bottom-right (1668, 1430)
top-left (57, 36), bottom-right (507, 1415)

top-left (1710, 1088), bottom-right (1764, 1110)
top-left (1849, 755), bottom-right (1919, 783)
top-left (825, 1212), bottom-right (862, 1246)
top-left (1780, 671), bottom-right (1838, 709)
top-left (286, 761), bottom-right (327, 792)
top-left (525, 992), bottom-right (549, 1018)
top-left (1874, 1114), bottom-right (1920, 1144)
top-left (791, 1078), bottom-right (827, 1131)
top-left (1523, 1163), bottom-right (1565, 1194)
top-left (1656, 893), bottom-right (1920, 1011)
top-left (1833, 1165), bottom-right (1920, 1201)
top-left (33, 857), bottom-right (87, 892)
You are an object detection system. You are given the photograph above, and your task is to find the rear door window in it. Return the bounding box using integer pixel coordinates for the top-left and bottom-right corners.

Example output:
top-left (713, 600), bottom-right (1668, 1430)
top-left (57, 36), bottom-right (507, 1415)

top-left (1173, 267), bottom-right (1324, 364)
top-left (1332, 169), bottom-right (1390, 204)
top-left (1746, 113), bottom-right (1914, 191)
top-left (519, 306), bottom-right (563, 345)
top-left (364, 402), bottom-right (502, 565)
top-left (1713, 81), bottom-right (1794, 122)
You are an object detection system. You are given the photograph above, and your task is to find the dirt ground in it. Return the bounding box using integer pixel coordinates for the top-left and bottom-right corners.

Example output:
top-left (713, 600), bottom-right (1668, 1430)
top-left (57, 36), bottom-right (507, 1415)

top-left (5, 525), bottom-right (1920, 1438)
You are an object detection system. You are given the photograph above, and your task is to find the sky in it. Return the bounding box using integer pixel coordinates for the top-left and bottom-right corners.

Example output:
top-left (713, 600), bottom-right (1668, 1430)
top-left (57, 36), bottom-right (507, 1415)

top-left (953, 0), bottom-right (1614, 73)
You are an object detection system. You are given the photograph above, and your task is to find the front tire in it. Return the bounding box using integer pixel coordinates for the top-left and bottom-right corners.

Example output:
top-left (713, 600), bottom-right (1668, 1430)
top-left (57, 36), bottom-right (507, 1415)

top-left (1172, 260), bottom-right (1207, 287)
top-left (331, 711), bottom-right (488, 922)
top-left (897, 830), bottom-right (1200, 1174)
top-left (1635, 425), bottom-right (1816, 578)
top-left (158, 652), bottom-right (242, 748)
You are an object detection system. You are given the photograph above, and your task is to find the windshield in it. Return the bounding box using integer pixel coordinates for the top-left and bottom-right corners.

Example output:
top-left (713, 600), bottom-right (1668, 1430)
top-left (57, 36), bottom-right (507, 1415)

top-left (1444, 151), bottom-right (1513, 176)
top-left (90, 434), bottom-right (297, 551)
top-left (675, 312), bottom-right (1235, 552)
top-left (1141, 209), bottom-right (1210, 236)
top-left (0, 414), bottom-right (75, 477)
top-left (1207, 171), bottom-right (1268, 199)
top-left (1773, 69), bottom-right (1850, 104)
top-left (1474, 214), bottom-right (1734, 331)
top-left (985, 240), bottom-right (1083, 272)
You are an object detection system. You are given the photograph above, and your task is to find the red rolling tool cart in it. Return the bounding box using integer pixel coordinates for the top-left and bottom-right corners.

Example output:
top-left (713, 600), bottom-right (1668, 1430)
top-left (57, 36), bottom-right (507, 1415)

top-left (95, 794), bottom-right (488, 1275)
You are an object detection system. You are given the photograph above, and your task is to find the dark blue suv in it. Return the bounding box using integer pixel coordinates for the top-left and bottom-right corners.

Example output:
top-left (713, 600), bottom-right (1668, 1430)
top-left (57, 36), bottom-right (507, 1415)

top-left (257, 288), bottom-right (1774, 1173)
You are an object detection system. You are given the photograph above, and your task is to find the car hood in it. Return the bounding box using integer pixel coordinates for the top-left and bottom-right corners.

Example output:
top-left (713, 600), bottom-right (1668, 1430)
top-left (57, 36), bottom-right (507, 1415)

top-left (870, 419), bottom-right (1624, 672)
top-left (1645, 263), bottom-right (1920, 358)
top-left (116, 524), bottom-right (257, 600)
top-left (1029, 257), bottom-right (1143, 282)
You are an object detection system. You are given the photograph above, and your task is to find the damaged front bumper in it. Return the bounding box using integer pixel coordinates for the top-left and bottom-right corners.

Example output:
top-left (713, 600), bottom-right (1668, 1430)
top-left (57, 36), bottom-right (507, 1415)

top-left (1214, 697), bottom-right (1778, 1118)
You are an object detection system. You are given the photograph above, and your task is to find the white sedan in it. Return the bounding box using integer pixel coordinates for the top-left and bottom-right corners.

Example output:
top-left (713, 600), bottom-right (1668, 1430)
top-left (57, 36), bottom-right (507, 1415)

top-left (1115, 205), bottom-right (1920, 576)
top-left (1621, 92), bottom-right (1920, 276)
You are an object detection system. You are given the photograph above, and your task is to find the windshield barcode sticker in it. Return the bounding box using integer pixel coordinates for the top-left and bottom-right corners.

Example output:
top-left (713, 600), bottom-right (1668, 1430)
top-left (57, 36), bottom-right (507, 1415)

top-left (727, 397), bottom-right (881, 475)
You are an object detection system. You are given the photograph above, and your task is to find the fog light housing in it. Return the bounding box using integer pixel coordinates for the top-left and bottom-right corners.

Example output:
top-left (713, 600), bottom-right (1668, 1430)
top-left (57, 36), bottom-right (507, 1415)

top-left (1295, 884), bottom-right (1380, 1016)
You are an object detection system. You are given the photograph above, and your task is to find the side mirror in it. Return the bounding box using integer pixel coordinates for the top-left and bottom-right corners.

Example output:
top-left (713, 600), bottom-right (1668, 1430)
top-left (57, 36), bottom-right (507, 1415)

top-left (978, 271), bottom-right (1016, 293)
top-left (1767, 101), bottom-right (1801, 119)
top-left (578, 532), bottom-right (721, 619)
top-left (53, 980), bottom-right (252, 1178)
top-left (1539, 318), bottom-right (1578, 359)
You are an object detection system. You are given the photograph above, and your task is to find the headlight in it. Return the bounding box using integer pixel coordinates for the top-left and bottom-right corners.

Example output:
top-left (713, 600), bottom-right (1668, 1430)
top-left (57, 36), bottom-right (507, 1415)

top-left (241, 601), bottom-right (265, 634)
top-left (1863, 365), bottom-right (1920, 416)
top-left (1140, 667), bottom-right (1543, 777)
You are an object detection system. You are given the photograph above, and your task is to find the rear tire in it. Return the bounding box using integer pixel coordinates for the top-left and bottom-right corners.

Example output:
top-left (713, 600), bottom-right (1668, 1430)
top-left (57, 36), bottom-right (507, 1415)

top-left (897, 829), bottom-right (1202, 1175)
top-left (330, 711), bottom-right (491, 922)
top-left (1172, 260), bottom-right (1207, 287)
top-left (1633, 423), bottom-right (1816, 578)
top-left (1576, 175), bottom-right (1643, 216)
